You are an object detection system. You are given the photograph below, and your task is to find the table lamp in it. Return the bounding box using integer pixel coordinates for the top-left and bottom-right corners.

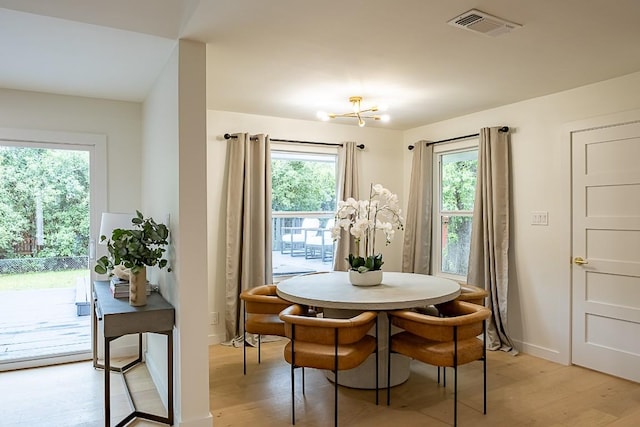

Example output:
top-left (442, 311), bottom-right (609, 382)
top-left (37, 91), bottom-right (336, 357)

top-left (99, 212), bottom-right (135, 243)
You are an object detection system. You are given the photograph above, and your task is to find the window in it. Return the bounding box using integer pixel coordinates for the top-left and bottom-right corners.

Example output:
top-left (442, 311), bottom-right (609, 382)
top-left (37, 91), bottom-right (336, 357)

top-left (434, 141), bottom-right (478, 280)
top-left (271, 147), bottom-right (338, 277)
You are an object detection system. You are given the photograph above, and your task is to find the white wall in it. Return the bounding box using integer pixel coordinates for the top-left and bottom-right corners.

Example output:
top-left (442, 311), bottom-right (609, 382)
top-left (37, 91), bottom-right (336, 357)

top-left (143, 40), bottom-right (211, 427)
top-left (206, 111), bottom-right (404, 342)
top-left (0, 88), bottom-right (141, 211)
top-left (404, 70), bottom-right (640, 364)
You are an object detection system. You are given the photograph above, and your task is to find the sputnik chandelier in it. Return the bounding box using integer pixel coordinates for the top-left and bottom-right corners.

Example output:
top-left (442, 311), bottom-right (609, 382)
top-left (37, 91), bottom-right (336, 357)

top-left (317, 96), bottom-right (390, 127)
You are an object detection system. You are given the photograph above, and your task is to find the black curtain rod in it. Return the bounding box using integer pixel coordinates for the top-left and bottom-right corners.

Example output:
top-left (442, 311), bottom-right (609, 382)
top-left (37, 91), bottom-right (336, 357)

top-left (407, 126), bottom-right (509, 150)
top-left (224, 133), bottom-right (365, 149)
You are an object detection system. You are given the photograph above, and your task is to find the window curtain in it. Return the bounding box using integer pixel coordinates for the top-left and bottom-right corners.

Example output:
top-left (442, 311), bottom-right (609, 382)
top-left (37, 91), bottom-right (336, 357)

top-left (333, 141), bottom-right (360, 271)
top-left (467, 127), bottom-right (516, 352)
top-left (402, 141), bottom-right (434, 274)
top-left (225, 133), bottom-right (273, 341)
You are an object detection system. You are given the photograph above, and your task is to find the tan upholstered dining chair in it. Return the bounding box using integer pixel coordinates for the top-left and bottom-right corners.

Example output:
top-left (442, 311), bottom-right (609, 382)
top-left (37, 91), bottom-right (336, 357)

top-left (239, 284), bottom-right (292, 375)
top-left (426, 282), bottom-right (489, 316)
top-left (455, 283), bottom-right (489, 305)
top-left (279, 304), bottom-right (379, 426)
top-left (387, 300), bottom-right (491, 426)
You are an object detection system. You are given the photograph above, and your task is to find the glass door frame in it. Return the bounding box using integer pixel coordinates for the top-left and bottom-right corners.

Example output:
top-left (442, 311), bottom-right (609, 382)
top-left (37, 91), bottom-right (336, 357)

top-left (0, 127), bottom-right (106, 371)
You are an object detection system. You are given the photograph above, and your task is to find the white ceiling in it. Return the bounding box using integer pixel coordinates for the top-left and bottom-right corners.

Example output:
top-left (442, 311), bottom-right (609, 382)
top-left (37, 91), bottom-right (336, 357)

top-left (1, 0), bottom-right (640, 130)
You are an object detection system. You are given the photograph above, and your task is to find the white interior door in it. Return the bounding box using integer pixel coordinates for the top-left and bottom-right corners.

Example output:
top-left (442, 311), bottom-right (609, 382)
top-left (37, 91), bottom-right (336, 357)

top-left (571, 120), bottom-right (640, 383)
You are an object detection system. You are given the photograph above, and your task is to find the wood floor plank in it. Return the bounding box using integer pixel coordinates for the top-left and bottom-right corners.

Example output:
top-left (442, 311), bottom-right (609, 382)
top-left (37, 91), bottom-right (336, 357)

top-left (1, 339), bottom-right (639, 426)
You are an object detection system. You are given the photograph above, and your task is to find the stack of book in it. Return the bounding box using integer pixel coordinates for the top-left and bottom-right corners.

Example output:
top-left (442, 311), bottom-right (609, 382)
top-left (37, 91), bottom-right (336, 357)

top-left (110, 277), bottom-right (151, 299)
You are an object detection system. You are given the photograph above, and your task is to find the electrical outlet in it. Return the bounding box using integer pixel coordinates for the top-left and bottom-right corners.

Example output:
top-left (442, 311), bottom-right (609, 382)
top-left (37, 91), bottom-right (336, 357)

top-left (210, 312), bottom-right (219, 325)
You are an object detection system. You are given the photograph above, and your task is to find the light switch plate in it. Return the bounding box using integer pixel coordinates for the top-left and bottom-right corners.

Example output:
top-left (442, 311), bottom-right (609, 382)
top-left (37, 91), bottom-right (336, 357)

top-left (531, 211), bottom-right (548, 226)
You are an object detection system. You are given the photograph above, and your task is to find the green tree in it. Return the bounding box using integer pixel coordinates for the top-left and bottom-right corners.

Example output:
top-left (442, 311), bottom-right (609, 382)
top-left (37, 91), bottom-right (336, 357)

top-left (0, 146), bottom-right (89, 258)
top-left (271, 159), bottom-right (336, 211)
top-left (440, 151), bottom-right (478, 276)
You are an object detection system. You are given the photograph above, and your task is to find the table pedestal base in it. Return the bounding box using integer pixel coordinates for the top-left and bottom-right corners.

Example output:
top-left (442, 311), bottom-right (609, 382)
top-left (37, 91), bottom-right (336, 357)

top-left (322, 309), bottom-right (410, 389)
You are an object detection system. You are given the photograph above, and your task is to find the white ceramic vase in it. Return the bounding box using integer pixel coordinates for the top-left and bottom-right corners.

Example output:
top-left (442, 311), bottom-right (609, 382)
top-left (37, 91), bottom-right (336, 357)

top-left (348, 269), bottom-right (383, 287)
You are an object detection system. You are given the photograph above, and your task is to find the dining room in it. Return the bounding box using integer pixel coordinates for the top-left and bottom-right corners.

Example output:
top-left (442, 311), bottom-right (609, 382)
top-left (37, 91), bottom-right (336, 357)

top-left (2, 2), bottom-right (640, 425)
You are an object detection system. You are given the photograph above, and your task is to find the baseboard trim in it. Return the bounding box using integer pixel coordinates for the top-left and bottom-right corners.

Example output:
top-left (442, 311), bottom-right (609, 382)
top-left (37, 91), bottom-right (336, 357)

top-left (208, 332), bottom-right (226, 345)
top-left (144, 349), bottom-right (169, 410)
top-left (176, 413), bottom-right (214, 427)
top-left (512, 339), bottom-right (569, 365)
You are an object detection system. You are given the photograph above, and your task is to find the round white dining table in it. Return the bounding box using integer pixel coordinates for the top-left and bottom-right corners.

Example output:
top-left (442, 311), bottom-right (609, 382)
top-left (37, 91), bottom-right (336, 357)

top-left (276, 271), bottom-right (461, 389)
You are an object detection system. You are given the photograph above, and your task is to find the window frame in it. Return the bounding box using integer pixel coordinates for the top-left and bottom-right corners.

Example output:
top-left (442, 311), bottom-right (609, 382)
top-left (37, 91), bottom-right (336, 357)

top-left (432, 138), bottom-right (479, 281)
top-left (270, 143), bottom-right (339, 278)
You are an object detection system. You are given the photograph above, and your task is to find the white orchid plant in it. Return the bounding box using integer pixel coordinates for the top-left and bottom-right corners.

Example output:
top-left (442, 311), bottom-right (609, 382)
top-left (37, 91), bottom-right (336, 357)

top-left (331, 184), bottom-right (404, 272)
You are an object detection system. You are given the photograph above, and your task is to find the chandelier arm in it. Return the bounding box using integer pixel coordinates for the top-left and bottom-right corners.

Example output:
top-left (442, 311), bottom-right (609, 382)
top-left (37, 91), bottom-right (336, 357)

top-left (320, 96), bottom-right (388, 125)
top-left (359, 107), bottom-right (378, 114)
top-left (332, 112), bottom-right (358, 118)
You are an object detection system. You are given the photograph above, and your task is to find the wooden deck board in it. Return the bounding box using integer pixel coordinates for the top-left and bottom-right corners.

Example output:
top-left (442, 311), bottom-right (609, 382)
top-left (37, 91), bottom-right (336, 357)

top-left (0, 288), bottom-right (90, 362)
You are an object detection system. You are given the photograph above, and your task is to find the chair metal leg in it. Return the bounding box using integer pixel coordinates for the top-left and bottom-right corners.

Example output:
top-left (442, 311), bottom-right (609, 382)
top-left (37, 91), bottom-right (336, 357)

top-left (483, 319), bottom-right (487, 414)
top-left (334, 328), bottom-right (339, 427)
top-left (334, 369), bottom-right (338, 427)
top-left (441, 366), bottom-right (446, 387)
top-left (386, 312), bottom-right (392, 406)
top-left (375, 316), bottom-right (379, 405)
top-left (454, 326), bottom-right (458, 427)
top-left (243, 335), bottom-right (247, 375)
top-left (291, 325), bottom-right (296, 425)
top-left (243, 306), bottom-right (247, 375)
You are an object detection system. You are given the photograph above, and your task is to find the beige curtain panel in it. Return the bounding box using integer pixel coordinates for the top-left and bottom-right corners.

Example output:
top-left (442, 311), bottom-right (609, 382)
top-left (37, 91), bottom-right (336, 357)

top-left (402, 141), bottom-right (434, 274)
top-left (333, 141), bottom-right (360, 271)
top-left (225, 133), bottom-right (273, 341)
top-left (467, 126), bottom-right (516, 352)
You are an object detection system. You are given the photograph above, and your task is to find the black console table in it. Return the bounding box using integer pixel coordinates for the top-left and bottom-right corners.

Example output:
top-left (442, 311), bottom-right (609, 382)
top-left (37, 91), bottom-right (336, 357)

top-left (92, 280), bottom-right (175, 427)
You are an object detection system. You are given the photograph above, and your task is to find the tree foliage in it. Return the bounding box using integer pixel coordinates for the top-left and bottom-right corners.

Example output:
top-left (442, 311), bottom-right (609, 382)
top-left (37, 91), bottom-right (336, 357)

top-left (271, 158), bottom-right (336, 211)
top-left (441, 156), bottom-right (477, 212)
top-left (440, 151), bottom-right (478, 276)
top-left (0, 146), bottom-right (89, 259)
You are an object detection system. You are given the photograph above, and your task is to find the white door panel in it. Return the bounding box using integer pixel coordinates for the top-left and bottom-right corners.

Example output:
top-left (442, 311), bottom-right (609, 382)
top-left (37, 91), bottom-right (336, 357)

top-left (572, 120), bottom-right (640, 383)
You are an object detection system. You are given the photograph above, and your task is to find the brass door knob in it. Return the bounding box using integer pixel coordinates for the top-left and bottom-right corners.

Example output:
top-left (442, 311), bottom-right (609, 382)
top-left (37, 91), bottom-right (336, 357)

top-left (574, 257), bottom-right (588, 265)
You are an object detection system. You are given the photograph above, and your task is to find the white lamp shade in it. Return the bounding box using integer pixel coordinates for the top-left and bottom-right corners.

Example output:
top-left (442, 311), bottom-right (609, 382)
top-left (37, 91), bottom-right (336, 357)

top-left (99, 212), bottom-right (135, 244)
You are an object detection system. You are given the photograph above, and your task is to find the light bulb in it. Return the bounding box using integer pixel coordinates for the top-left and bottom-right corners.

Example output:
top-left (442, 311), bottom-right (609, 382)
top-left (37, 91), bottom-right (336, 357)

top-left (358, 119), bottom-right (365, 127)
top-left (380, 114), bottom-right (390, 122)
top-left (317, 111), bottom-right (330, 121)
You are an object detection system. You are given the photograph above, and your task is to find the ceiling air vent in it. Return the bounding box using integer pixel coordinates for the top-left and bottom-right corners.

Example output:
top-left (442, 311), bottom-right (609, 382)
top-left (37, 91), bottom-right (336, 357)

top-left (448, 9), bottom-right (522, 37)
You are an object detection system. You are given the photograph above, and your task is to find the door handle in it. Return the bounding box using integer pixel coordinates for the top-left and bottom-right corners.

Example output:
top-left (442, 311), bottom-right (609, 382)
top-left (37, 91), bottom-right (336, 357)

top-left (574, 257), bottom-right (588, 265)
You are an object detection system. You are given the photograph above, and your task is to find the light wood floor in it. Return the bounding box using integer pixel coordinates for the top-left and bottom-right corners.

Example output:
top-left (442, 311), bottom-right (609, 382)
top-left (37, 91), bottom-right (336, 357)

top-left (211, 341), bottom-right (640, 427)
top-left (1, 341), bottom-right (639, 426)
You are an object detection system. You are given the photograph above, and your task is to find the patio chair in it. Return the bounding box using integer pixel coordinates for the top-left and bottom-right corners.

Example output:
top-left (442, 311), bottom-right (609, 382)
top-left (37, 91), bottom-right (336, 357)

top-left (281, 218), bottom-right (320, 256)
top-left (304, 218), bottom-right (335, 262)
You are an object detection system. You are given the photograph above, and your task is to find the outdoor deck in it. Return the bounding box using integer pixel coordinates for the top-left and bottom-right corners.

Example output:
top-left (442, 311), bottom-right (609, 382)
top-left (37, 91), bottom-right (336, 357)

top-left (0, 288), bottom-right (90, 363)
top-left (272, 249), bottom-right (333, 276)
top-left (0, 251), bottom-right (330, 364)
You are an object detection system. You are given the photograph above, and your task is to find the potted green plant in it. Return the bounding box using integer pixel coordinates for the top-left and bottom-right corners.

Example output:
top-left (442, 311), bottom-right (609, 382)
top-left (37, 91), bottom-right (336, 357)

top-left (94, 210), bottom-right (170, 306)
